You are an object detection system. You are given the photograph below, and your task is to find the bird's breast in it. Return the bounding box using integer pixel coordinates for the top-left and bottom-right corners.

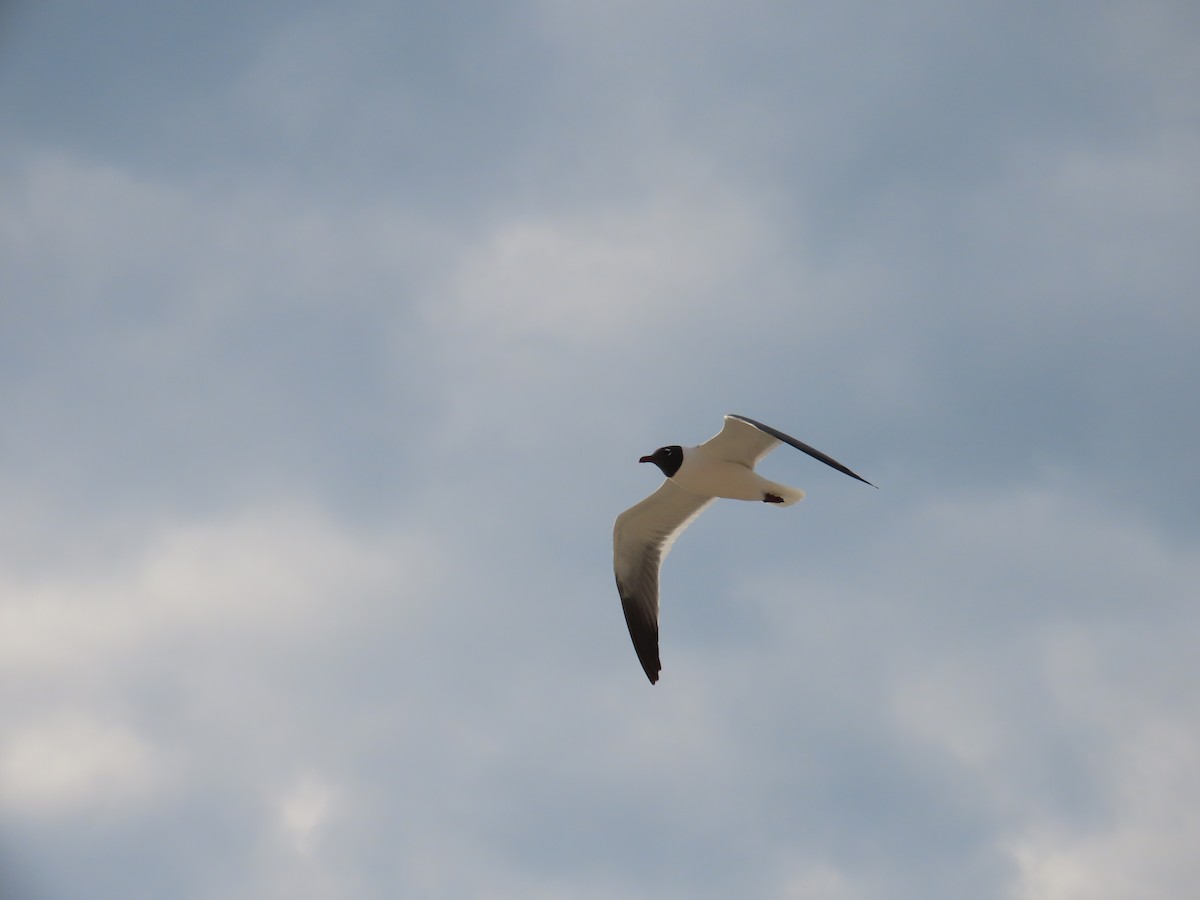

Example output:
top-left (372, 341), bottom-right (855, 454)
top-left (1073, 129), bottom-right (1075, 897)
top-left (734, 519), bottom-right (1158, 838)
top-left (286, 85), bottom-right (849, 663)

top-left (672, 453), bottom-right (768, 501)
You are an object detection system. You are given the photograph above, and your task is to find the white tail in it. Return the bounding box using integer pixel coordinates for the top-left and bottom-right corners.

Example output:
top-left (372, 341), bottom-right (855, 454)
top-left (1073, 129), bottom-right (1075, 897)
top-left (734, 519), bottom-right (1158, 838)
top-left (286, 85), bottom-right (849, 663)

top-left (764, 481), bottom-right (805, 507)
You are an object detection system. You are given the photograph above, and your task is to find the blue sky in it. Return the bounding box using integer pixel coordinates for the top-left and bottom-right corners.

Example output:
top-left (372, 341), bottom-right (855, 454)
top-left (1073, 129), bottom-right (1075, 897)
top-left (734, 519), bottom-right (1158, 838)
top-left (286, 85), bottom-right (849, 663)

top-left (2, 2), bottom-right (1198, 898)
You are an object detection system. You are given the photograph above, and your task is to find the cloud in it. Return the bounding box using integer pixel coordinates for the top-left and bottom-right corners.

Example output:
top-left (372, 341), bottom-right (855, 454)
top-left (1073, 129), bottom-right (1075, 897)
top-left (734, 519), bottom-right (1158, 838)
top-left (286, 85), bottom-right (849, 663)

top-left (0, 499), bottom-right (451, 898)
top-left (0, 150), bottom-right (451, 529)
top-left (441, 189), bottom-right (762, 347)
top-left (1, 2), bottom-right (1198, 898)
top-left (0, 503), bottom-right (439, 674)
top-left (0, 716), bottom-right (161, 819)
top-left (1006, 637), bottom-right (1200, 900)
top-left (278, 774), bottom-right (340, 855)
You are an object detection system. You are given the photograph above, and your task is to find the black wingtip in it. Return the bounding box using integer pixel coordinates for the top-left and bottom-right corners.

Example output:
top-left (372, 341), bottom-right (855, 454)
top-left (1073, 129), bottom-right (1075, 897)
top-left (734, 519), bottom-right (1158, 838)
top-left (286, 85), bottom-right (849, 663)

top-left (620, 590), bottom-right (662, 685)
top-left (730, 414), bottom-right (876, 488)
top-left (640, 650), bottom-right (661, 685)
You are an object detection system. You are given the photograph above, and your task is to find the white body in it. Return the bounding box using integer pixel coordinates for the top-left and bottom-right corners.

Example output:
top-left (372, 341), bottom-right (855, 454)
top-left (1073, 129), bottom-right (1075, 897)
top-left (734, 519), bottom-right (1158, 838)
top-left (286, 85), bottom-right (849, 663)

top-left (671, 445), bottom-right (805, 505)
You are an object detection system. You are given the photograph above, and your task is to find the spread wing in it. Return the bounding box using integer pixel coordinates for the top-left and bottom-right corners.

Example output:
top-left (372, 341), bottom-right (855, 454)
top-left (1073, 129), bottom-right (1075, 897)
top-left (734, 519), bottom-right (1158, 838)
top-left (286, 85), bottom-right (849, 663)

top-left (705, 414), bottom-right (876, 486)
top-left (613, 480), bottom-right (714, 684)
top-left (698, 414), bottom-right (781, 466)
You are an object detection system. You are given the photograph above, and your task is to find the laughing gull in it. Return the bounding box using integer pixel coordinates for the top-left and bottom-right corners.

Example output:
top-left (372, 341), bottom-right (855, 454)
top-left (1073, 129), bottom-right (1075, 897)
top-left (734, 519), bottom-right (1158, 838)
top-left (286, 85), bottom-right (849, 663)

top-left (613, 414), bottom-right (874, 684)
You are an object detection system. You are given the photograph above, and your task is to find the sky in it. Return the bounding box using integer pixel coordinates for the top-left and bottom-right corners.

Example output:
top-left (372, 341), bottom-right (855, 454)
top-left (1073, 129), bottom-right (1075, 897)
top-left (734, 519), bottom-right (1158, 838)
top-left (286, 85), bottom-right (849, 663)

top-left (1, 2), bottom-right (1198, 898)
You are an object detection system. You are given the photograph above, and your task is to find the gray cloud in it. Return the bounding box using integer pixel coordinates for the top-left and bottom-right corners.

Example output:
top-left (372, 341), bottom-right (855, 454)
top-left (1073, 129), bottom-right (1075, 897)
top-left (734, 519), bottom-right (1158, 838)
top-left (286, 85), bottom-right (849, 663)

top-left (2, 1), bottom-right (1198, 898)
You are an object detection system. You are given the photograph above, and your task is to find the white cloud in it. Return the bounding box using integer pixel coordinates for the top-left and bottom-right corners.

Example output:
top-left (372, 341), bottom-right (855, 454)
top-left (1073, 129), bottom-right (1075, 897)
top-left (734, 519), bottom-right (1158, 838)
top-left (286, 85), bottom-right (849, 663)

top-left (0, 715), bottom-right (161, 818)
top-left (864, 486), bottom-right (1200, 898)
top-left (0, 506), bottom-right (439, 675)
top-left (1006, 707), bottom-right (1200, 900)
top-left (278, 774), bottom-right (339, 854)
top-left (437, 186), bottom-right (764, 347)
top-left (1003, 626), bottom-right (1200, 900)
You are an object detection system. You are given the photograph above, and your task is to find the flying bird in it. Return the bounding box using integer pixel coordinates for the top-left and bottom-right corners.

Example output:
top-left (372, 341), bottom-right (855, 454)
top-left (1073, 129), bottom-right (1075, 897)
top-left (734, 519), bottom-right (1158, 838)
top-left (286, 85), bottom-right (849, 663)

top-left (613, 414), bottom-right (874, 684)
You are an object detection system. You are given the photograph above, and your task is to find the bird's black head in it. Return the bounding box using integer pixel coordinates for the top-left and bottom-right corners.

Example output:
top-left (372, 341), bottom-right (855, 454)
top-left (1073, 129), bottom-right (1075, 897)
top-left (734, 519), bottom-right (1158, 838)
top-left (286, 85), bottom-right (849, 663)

top-left (639, 445), bottom-right (684, 478)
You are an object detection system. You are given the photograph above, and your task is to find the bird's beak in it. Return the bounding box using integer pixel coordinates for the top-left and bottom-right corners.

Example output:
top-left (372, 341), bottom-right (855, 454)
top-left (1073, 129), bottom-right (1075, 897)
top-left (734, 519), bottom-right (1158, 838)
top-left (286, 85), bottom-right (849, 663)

top-left (639, 455), bottom-right (654, 463)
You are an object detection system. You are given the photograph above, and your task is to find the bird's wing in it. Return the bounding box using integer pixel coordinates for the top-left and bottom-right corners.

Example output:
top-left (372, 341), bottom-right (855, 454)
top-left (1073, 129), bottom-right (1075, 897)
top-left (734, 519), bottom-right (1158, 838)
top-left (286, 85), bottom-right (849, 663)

top-left (698, 414), bottom-right (782, 467)
top-left (613, 480), bottom-right (714, 684)
top-left (707, 414), bottom-right (876, 487)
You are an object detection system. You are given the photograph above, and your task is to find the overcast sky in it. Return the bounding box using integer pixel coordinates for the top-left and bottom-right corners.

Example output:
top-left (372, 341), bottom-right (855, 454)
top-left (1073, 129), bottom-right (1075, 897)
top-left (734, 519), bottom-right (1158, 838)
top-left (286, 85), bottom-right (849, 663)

top-left (2, 2), bottom-right (1198, 898)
